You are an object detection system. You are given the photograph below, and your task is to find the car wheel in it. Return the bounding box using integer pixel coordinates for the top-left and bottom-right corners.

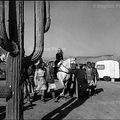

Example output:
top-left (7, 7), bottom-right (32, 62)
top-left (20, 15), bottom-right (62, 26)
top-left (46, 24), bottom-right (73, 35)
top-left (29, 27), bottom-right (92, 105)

top-left (103, 76), bottom-right (111, 81)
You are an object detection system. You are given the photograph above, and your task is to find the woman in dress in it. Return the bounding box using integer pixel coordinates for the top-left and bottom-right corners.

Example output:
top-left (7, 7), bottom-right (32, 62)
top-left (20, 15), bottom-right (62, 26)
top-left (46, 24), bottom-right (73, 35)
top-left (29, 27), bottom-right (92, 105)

top-left (34, 62), bottom-right (47, 102)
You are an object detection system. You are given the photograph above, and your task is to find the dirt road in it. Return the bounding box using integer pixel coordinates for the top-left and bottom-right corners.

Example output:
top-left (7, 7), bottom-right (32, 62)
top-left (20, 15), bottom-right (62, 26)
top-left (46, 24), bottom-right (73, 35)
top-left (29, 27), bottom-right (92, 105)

top-left (24, 81), bottom-right (120, 120)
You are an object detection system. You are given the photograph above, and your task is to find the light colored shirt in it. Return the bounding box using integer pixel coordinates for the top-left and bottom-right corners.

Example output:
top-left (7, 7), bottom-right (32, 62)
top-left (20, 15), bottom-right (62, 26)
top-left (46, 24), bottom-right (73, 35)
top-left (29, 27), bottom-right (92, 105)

top-left (34, 68), bottom-right (45, 83)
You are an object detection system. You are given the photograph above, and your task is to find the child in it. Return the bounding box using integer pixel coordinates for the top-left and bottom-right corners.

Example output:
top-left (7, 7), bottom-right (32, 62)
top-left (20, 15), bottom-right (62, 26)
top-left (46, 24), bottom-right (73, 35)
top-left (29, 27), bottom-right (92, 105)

top-left (34, 62), bottom-right (47, 102)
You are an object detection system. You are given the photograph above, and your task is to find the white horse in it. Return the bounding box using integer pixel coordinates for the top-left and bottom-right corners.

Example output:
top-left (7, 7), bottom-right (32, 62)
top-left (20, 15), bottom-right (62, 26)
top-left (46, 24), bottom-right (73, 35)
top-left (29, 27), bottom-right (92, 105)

top-left (56, 57), bottom-right (76, 101)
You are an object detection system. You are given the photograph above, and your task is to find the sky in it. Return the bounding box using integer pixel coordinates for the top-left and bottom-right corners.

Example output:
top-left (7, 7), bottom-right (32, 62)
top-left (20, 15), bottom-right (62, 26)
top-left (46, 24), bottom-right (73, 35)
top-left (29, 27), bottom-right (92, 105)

top-left (16, 1), bottom-right (120, 58)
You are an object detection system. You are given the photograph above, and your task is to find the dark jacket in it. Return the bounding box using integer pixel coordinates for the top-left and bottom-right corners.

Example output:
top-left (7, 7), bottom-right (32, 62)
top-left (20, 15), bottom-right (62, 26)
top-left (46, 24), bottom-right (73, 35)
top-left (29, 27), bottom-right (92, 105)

top-left (46, 66), bottom-right (55, 83)
top-left (56, 53), bottom-right (63, 61)
top-left (55, 53), bottom-right (63, 66)
top-left (75, 69), bottom-right (87, 84)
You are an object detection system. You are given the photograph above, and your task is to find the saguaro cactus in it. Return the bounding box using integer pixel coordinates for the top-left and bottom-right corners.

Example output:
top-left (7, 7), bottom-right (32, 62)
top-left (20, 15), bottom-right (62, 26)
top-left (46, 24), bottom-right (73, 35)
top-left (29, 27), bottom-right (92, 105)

top-left (25, 0), bottom-right (51, 65)
top-left (0, 0), bottom-right (50, 120)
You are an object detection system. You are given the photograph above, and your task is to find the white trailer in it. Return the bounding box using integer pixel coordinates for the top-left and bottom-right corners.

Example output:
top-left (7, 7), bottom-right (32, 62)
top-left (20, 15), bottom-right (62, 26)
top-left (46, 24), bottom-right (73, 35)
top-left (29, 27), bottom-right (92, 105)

top-left (95, 60), bottom-right (120, 82)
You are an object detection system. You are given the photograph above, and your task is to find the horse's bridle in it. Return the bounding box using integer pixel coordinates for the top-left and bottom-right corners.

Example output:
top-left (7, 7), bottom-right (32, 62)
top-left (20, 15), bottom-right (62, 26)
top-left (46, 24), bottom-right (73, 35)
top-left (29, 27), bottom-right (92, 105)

top-left (58, 58), bottom-right (75, 74)
top-left (62, 64), bottom-right (70, 71)
top-left (61, 64), bottom-right (71, 73)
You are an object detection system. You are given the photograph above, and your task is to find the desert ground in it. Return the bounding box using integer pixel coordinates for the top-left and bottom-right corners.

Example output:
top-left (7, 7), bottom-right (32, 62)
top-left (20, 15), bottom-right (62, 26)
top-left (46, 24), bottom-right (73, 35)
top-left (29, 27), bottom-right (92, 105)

top-left (1, 77), bottom-right (120, 119)
top-left (23, 80), bottom-right (120, 120)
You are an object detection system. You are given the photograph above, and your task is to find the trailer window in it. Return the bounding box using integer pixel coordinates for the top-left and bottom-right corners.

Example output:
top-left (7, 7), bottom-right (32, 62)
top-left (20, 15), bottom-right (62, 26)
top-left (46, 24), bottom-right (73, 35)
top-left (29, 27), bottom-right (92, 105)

top-left (96, 65), bottom-right (105, 70)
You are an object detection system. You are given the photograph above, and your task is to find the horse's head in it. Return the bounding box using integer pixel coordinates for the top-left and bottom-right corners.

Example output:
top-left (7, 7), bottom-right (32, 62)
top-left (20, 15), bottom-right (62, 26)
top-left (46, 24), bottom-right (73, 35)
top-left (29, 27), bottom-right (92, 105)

top-left (70, 57), bottom-right (77, 69)
top-left (62, 57), bottom-right (76, 70)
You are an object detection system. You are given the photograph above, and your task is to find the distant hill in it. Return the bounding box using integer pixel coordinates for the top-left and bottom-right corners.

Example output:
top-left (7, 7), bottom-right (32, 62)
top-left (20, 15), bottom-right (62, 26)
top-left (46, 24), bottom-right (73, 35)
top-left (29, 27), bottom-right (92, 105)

top-left (76, 55), bottom-right (120, 64)
top-left (43, 55), bottom-right (120, 64)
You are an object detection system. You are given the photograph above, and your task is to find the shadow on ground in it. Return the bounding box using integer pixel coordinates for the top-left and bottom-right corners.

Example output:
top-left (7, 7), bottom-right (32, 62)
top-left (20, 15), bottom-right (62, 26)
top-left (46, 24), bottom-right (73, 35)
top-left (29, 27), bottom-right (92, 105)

top-left (41, 97), bottom-right (87, 120)
top-left (94, 88), bottom-right (104, 95)
top-left (32, 88), bottom-right (63, 103)
top-left (0, 106), bottom-right (6, 120)
top-left (24, 103), bottom-right (36, 111)
top-left (23, 88), bottom-right (63, 111)
top-left (41, 87), bottom-right (103, 120)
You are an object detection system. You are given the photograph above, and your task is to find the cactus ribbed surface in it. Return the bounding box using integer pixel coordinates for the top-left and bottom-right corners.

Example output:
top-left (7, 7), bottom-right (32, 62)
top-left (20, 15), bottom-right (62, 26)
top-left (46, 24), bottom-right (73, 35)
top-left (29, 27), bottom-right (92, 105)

top-left (0, 0), bottom-right (50, 119)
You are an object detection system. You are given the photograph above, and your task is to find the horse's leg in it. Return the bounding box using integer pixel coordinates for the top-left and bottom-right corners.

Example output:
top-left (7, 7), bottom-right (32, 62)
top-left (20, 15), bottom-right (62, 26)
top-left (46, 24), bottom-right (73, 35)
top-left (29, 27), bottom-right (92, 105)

top-left (54, 79), bottom-right (64, 102)
top-left (60, 86), bottom-right (65, 97)
top-left (60, 80), bottom-right (68, 95)
top-left (65, 76), bottom-right (72, 98)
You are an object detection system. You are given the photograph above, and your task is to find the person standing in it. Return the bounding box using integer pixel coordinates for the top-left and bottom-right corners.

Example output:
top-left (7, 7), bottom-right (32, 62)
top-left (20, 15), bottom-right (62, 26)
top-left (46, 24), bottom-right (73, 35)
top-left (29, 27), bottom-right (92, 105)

top-left (34, 62), bottom-right (47, 102)
top-left (86, 61), bottom-right (96, 96)
top-left (91, 62), bottom-right (99, 88)
top-left (75, 64), bottom-right (87, 99)
top-left (45, 61), bottom-right (56, 102)
top-left (86, 62), bottom-right (93, 86)
top-left (27, 65), bottom-right (36, 93)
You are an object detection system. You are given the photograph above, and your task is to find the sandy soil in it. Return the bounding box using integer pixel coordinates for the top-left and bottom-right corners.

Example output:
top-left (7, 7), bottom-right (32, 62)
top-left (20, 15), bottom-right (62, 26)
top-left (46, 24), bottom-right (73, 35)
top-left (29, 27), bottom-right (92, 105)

top-left (23, 81), bottom-right (120, 120)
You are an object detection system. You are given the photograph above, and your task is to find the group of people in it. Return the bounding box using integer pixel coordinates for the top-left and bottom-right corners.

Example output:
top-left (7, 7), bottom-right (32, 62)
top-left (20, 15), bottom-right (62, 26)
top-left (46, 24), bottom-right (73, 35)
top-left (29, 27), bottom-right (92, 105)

top-left (24, 48), bottom-right (64, 104)
top-left (73, 61), bottom-right (99, 98)
top-left (24, 60), bottom-right (56, 104)
top-left (24, 48), bottom-right (99, 104)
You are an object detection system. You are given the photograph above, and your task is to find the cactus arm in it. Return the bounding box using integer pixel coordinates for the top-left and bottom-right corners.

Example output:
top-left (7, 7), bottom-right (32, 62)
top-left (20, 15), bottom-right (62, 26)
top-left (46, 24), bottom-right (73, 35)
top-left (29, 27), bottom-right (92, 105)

top-left (44, 0), bottom-right (51, 33)
top-left (0, 1), bottom-right (9, 50)
top-left (0, 1), bottom-right (19, 56)
top-left (25, 1), bottom-right (44, 64)
top-left (25, 0), bottom-right (51, 65)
